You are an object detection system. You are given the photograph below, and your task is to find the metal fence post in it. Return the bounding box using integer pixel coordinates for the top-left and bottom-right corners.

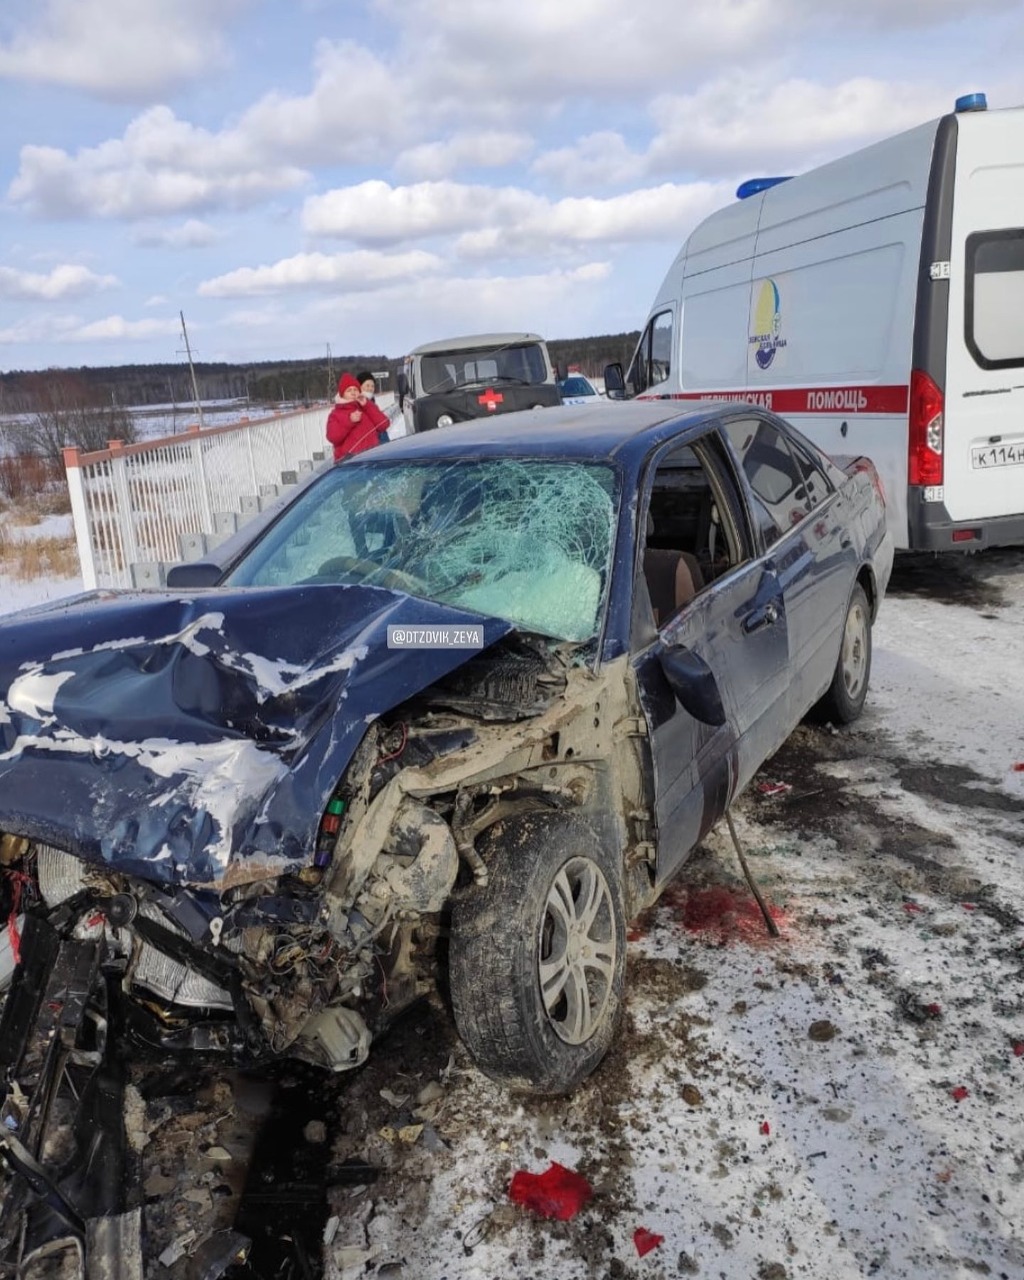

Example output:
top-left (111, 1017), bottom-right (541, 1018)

top-left (107, 440), bottom-right (140, 568)
top-left (62, 447), bottom-right (98, 591)
top-left (188, 425), bottom-right (215, 532)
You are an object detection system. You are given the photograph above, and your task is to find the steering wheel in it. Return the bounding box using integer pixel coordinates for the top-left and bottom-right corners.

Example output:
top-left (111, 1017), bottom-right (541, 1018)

top-left (309, 554), bottom-right (425, 594)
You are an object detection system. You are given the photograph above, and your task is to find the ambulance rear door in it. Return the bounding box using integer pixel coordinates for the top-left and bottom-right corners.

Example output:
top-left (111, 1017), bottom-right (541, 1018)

top-left (944, 105), bottom-right (1024, 526)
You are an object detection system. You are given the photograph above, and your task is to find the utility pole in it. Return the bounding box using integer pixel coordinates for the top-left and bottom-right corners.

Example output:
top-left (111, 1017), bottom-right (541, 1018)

top-left (180, 310), bottom-right (204, 429)
top-left (327, 343), bottom-right (334, 399)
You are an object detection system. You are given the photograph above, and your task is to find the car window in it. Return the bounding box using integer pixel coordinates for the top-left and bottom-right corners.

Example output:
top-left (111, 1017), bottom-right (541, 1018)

top-left (722, 417), bottom-right (814, 545)
top-left (559, 377), bottom-right (596, 397)
top-left (785, 435), bottom-right (833, 511)
top-left (625, 309), bottom-right (673, 395)
top-left (223, 459), bottom-right (618, 644)
top-left (965, 228), bottom-right (1024, 369)
top-left (638, 434), bottom-right (751, 631)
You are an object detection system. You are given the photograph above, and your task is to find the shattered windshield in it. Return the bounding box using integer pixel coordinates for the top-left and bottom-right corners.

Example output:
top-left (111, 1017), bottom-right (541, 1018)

top-left (418, 343), bottom-right (548, 392)
top-left (224, 459), bottom-right (619, 642)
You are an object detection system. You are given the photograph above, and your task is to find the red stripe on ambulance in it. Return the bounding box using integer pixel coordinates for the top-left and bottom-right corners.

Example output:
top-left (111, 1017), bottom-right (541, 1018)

top-left (642, 385), bottom-right (910, 415)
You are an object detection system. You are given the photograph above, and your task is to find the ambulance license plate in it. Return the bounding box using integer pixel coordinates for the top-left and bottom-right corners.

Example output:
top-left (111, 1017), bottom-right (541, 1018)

top-left (971, 442), bottom-right (1024, 470)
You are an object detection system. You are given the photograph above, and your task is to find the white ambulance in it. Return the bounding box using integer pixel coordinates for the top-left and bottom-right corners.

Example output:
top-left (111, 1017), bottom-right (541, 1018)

top-left (605, 93), bottom-right (1024, 551)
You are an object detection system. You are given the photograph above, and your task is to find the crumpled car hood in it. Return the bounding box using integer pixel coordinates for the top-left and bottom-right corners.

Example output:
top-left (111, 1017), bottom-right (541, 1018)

top-left (0, 586), bottom-right (512, 888)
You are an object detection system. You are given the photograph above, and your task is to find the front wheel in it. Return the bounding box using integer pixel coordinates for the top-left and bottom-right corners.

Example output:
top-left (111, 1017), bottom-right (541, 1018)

top-left (813, 581), bottom-right (871, 724)
top-left (449, 816), bottom-right (626, 1094)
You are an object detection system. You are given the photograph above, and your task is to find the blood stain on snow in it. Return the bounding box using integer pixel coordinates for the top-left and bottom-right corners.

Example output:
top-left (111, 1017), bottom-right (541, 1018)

top-left (661, 885), bottom-right (786, 944)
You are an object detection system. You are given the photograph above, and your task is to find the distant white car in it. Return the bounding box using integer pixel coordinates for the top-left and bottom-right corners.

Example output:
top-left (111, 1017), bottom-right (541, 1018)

top-left (557, 374), bottom-right (602, 405)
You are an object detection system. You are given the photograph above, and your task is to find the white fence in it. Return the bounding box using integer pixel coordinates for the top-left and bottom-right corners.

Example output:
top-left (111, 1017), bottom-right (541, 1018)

top-left (64, 404), bottom-right (334, 590)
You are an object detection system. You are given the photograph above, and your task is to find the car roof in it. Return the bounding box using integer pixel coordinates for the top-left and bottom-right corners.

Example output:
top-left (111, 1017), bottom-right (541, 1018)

top-left (372, 400), bottom-right (732, 464)
top-left (406, 332), bottom-right (545, 355)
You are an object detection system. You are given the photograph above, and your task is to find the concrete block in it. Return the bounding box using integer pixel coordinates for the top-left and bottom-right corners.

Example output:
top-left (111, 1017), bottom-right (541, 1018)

top-left (240, 494), bottom-right (261, 515)
top-left (297, 459), bottom-right (314, 474)
top-left (281, 470), bottom-right (299, 486)
top-left (259, 483), bottom-right (279, 498)
top-left (213, 510), bottom-right (240, 535)
top-left (178, 531), bottom-right (210, 561)
top-left (311, 450), bottom-right (326, 462)
top-left (130, 561), bottom-right (168, 589)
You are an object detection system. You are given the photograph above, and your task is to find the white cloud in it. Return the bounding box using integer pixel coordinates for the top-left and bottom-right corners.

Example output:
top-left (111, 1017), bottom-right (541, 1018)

top-left (303, 178), bottom-right (733, 255)
top-left (0, 310), bottom-right (177, 345)
top-left (531, 133), bottom-right (646, 189)
top-left (0, 263), bottom-right (118, 300)
top-left (198, 248), bottom-right (444, 298)
top-left (5, 39), bottom-right (417, 221)
top-left (69, 314), bottom-right (181, 341)
top-left (0, 0), bottom-right (244, 101)
top-left (144, 295), bottom-right (169, 307)
top-left (230, 40), bottom-right (413, 165)
top-left (395, 132), bottom-right (534, 181)
top-left (644, 76), bottom-right (953, 176)
top-left (134, 219), bottom-right (222, 249)
top-left (8, 107), bottom-right (309, 219)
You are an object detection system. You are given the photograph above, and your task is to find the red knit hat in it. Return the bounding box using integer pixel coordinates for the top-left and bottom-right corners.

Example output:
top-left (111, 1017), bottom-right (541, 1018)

top-left (338, 373), bottom-right (361, 394)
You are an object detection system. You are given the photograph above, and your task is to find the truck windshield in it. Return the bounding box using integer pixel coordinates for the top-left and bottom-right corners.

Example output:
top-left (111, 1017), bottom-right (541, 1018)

top-left (419, 343), bottom-right (548, 393)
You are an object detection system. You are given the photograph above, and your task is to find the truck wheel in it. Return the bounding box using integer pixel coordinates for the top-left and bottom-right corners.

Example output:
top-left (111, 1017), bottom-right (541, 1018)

top-left (814, 582), bottom-right (871, 724)
top-left (449, 816), bottom-right (626, 1094)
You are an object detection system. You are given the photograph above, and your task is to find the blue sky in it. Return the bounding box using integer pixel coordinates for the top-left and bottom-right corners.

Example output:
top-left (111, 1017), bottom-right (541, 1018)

top-left (1, 0), bottom-right (1021, 373)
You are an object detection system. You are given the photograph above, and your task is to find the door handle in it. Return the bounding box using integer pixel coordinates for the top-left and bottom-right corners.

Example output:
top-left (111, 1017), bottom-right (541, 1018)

top-left (743, 601), bottom-right (779, 634)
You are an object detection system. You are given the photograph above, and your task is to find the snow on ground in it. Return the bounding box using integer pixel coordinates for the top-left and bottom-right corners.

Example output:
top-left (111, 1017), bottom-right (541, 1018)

top-left (0, 549), bottom-right (1022, 1279)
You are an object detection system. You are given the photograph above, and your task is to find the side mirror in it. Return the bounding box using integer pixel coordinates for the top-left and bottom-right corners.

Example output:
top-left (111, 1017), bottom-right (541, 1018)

top-left (658, 645), bottom-right (726, 727)
top-left (396, 372), bottom-right (408, 409)
top-left (165, 561), bottom-right (223, 588)
top-left (603, 362), bottom-right (626, 400)
top-left (554, 363), bottom-right (567, 382)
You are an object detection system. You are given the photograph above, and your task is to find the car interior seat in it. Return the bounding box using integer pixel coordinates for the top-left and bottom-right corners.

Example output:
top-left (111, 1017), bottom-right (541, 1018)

top-left (643, 513), bottom-right (705, 624)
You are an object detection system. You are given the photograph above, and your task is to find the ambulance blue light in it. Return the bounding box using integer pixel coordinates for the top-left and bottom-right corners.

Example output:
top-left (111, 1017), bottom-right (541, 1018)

top-left (736, 177), bottom-right (793, 200)
top-left (954, 93), bottom-right (987, 112)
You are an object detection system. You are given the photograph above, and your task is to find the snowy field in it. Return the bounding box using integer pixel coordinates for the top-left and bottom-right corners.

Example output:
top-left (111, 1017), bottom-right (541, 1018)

top-left (0, 545), bottom-right (1021, 1279)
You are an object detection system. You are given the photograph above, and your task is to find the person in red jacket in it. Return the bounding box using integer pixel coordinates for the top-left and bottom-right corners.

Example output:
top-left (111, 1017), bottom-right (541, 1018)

top-left (326, 372), bottom-right (389, 461)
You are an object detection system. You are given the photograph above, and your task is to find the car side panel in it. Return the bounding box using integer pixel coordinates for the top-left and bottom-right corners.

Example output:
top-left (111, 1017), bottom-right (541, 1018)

top-left (635, 558), bottom-right (789, 882)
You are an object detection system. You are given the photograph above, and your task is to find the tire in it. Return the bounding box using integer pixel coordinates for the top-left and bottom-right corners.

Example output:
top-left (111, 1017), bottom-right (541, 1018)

top-left (449, 815), bottom-right (626, 1094)
top-left (814, 581), bottom-right (872, 724)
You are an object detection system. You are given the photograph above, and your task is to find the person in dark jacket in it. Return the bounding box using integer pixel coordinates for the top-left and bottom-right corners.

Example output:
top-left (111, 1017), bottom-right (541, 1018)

top-left (326, 372), bottom-right (389, 461)
top-left (355, 370), bottom-right (377, 400)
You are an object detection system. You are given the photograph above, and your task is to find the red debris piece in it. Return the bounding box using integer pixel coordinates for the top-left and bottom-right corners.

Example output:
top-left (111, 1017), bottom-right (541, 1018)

top-left (1012, 762), bottom-right (1024, 773)
top-left (925, 1003), bottom-right (942, 1016)
top-left (950, 1086), bottom-right (969, 1102)
top-left (633, 1228), bottom-right (664, 1257)
top-left (1012, 1043), bottom-right (1024, 1058)
top-left (508, 1162), bottom-right (593, 1221)
top-left (5, 870), bottom-right (31, 967)
top-left (760, 1121), bottom-right (771, 1135)
top-left (757, 781), bottom-right (792, 796)
top-left (961, 902), bottom-right (977, 911)
top-left (902, 901), bottom-right (924, 914)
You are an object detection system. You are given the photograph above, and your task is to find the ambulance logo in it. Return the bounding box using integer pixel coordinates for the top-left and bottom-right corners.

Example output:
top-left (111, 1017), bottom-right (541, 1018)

top-left (750, 278), bottom-right (787, 370)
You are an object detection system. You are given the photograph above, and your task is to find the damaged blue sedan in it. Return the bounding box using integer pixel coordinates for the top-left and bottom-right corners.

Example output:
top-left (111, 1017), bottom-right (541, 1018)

top-left (0, 400), bottom-right (891, 1269)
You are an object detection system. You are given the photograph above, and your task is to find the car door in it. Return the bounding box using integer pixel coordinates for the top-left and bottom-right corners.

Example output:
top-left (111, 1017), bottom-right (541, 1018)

top-left (630, 429), bottom-right (790, 884)
top-left (721, 414), bottom-right (855, 717)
